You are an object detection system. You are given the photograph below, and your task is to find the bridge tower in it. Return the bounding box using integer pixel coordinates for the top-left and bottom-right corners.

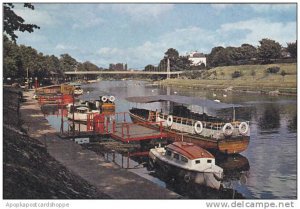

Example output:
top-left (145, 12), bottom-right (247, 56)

top-left (166, 58), bottom-right (170, 79)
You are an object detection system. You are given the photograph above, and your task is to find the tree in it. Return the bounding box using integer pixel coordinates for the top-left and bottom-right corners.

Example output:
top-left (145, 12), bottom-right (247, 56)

top-left (207, 46), bottom-right (224, 67)
top-left (280, 70), bottom-right (287, 81)
top-left (3, 3), bottom-right (40, 42)
top-left (78, 61), bottom-right (99, 71)
top-left (287, 41), bottom-right (297, 58)
top-left (258, 38), bottom-right (282, 62)
top-left (251, 69), bottom-right (256, 80)
top-left (164, 48), bottom-right (179, 59)
top-left (59, 54), bottom-right (78, 72)
top-left (144, 64), bottom-right (155, 71)
top-left (240, 44), bottom-right (257, 60)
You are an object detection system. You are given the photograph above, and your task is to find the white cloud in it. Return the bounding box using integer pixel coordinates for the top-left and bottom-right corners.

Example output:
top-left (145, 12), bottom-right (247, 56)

top-left (55, 44), bottom-right (78, 50)
top-left (111, 4), bottom-right (174, 22)
top-left (211, 4), bottom-right (233, 11)
top-left (217, 18), bottom-right (296, 46)
top-left (95, 17), bottom-right (296, 68)
top-left (250, 4), bottom-right (296, 13)
top-left (14, 7), bottom-right (57, 26)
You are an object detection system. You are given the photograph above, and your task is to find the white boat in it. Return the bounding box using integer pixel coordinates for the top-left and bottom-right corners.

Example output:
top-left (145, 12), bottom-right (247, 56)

top-left (149, 141), bottom-right (223, 190)
top-left (67, 106), bottom-right (100, 122)
top-left (73, 86), bottom-right (83, 95)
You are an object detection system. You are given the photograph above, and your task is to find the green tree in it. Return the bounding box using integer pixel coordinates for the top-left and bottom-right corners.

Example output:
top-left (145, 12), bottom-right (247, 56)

top-left (251, 69), bottom-right (256, 80)
top-left (3, 3), bottom-right (40, 42)
top-left (207, 46), bottom-right (224, 67)
top-left (280, 70), bottom-right (287, 81)
top-left (59, 54), bottom-right (78, 72)
top-left (144, 64), bottom-right (156, 71)
top-left (78, 61), bottom-right (99, 71)
top-left (164, 48), bottom-right (179, 59)
top-left (258, 38), bottom-right (282, 62)
top-left (287, 41), bottom-right (297, 58)
top-left (240, 44), bottom-right (257, 60)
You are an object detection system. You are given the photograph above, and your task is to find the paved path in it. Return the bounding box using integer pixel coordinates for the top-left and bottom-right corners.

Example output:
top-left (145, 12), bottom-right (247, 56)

top-left (20, 91), bottom-right (181, 199)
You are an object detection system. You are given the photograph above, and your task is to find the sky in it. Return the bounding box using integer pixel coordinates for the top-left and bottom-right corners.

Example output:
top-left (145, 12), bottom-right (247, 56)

top-left (12, 3), bottom-right (297, 69)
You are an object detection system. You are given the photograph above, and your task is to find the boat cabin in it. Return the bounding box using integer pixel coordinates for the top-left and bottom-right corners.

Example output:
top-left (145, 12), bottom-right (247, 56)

top-left (164, 142), bottom-right (216, 170)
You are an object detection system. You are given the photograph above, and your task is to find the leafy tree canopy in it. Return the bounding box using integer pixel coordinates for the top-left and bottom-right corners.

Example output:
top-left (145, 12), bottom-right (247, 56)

top-left (3, 3), bottom-right (40, 42)
top-left (258, 38), bottom-right (282, 61)
top-left (287, 41), bottom-right (297, 58)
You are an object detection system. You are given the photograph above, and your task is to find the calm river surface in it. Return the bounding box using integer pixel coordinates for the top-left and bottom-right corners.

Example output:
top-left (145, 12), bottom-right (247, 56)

top-left (45, 80), bottom-right (297, 199)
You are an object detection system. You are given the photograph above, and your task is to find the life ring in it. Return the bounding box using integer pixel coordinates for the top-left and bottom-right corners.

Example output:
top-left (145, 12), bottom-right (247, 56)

top-left (109, 95), bottom-right (115, 102)
top-left (184, 174), bottom-right (191, 183)
top-left (194, 121), bottom-right (203, 134)
top-left (238, 122), bottom-right (249, 135)
top-left (101, 96), bottom-right (108, 102)
top-left (222, 123), bottom-right (234, 136)
top-left (166, 115), bottom-right (173, 127)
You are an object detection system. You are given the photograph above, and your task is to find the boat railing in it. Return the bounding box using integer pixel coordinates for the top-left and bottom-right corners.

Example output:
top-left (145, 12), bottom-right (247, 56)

top-left (156, 112), bottom-right (248, 131)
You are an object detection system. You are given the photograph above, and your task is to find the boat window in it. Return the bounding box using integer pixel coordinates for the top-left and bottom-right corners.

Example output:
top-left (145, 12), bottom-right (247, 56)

top-left (207, 159), bottom-right (212, 163)
top-left (166, 150), bottom-right (172, 156)
top-left (181, 156), bottom-right (188, 163)
top-left (173, 153), bottom-right (179, 160)
top-left (195, 160), bottom-right (200, 164)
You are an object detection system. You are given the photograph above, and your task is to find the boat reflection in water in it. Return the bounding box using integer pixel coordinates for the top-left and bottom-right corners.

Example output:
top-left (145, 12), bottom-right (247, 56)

top-left (83, 139), bottom-right (250, 199)
top-left (148, 151), bottom-right (249, 199)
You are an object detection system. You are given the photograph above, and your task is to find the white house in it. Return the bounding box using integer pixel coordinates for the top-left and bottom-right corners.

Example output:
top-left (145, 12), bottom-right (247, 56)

top-left (187, 51), bottom-right (206, 66)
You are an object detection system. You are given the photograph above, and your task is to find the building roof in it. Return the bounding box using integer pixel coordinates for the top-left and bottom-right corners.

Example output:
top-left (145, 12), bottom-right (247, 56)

top-left (167, 142), bottom-right (214, 160)
top-left (189, 51), bottom-right (205, 58)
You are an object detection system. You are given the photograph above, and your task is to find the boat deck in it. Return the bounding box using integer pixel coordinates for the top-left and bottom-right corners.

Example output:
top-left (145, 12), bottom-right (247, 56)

top-left (59, 120), bottom-right (166, 142)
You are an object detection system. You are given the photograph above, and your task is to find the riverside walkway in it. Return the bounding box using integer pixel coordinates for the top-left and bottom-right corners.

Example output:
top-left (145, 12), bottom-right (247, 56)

top-left (20, 90), bottom-right (180, 199)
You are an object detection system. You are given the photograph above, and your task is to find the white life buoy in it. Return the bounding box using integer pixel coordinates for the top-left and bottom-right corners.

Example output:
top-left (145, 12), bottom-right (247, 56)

top-left (194, 121), bottom-right (203, 134)
top-left (238, 122), bottom-right (249, 135)
top-left (222, 123), bottom-right (234, 136)
top-left (109, 95), bottom-right (115, 102)
top-left (167, 115), bottom-right (173, 127)
top-left (101, 96), bottom-right (108, 102)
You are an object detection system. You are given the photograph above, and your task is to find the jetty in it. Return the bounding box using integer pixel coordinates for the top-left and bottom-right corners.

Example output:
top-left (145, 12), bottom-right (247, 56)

top-left (20, 90), bottom-right (180, 199)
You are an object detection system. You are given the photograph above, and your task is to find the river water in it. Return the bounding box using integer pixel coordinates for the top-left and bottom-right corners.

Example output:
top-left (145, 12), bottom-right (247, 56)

top-left (45, 80), bottom-right (297, 199)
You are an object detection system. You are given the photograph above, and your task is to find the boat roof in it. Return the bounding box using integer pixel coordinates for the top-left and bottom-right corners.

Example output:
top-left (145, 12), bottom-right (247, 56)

top-left (126, 95), bottom-right (242, 109)
top-left (68, 82), bottom-right (81, 86)
top-left (166, 142), bottom-right (214, 160)
top-left (76, 107), bottom-right (89, 110)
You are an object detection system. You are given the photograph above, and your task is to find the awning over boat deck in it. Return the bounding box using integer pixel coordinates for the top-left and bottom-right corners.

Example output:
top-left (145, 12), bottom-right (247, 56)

top-left (126, 95), bottom-right (243, 109)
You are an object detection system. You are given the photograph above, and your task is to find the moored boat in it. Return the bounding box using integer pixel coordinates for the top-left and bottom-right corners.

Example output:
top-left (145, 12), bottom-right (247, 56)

top-left (67, 95), bottom-right (116, 122)
top-left (127, 95), bottom-right (250, 154)
top-left (149, 141), bottom-right (223, 190)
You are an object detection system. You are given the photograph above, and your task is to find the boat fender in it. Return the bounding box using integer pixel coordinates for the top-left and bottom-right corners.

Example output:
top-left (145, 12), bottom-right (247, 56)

top-left (194, 121), bottom-right (203, 134)
top-left (109, 95), bottom-right (116, 102)
top-left (222, 123), bottom-right (234, 136)
top-left (101, 96), bottom-right (108, 102)
top-left (167, 115), bottom-right (173, 127)
top-left (238, 122), bottom-right (249, 135)
top-left (184, 174), bottom-right (191, 183)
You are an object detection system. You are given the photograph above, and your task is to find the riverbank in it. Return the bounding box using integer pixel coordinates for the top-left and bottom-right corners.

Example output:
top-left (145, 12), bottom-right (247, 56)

top-left (3, 87), bottom-right (109, 199)
top-left (158, 63), bottom-right (297, 95)
top-left (3, 86), bottom-right (180, 199)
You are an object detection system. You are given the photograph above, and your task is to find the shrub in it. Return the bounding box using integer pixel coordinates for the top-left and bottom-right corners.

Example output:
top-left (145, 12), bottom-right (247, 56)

top-left (266, 66), bottom-right (280, 74)
top-left (232, 71), bottom-right (241, 79)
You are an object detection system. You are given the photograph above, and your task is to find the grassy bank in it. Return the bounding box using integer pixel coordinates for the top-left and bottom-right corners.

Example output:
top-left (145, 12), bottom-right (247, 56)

top-left (159, 63), bottom-right (297, 95)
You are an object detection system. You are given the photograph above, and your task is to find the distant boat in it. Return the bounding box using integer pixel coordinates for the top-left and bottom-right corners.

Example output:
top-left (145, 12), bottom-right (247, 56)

top-left (149, 142), bottom-right (223, 190)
